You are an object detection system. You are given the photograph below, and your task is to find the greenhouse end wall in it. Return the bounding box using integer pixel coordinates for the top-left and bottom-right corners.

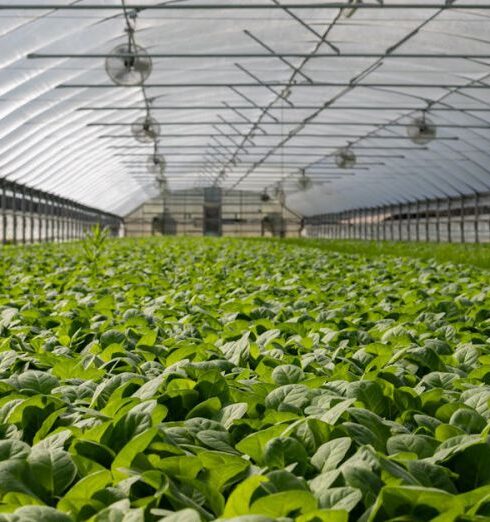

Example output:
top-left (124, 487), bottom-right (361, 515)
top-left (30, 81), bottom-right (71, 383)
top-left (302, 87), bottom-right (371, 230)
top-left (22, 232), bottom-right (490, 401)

top-left (124, 188), bottom-right (301, 238)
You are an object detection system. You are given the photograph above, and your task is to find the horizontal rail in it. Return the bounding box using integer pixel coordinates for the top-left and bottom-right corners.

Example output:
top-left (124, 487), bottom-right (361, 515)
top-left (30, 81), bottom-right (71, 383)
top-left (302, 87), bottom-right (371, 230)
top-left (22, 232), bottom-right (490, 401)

top-left (58, 82), bottom-right (490, 89)
top-left (28, 53), bottom-right (490, 59)
top-left (4, 3), bottom-right (489, 10)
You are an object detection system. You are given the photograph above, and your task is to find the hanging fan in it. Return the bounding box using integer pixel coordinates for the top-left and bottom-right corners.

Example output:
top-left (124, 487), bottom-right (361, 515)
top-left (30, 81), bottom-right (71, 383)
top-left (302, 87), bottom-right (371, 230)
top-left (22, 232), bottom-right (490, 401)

top-left (297, 171), bottom-right (313, 191)
top-left (335, 148), bottom-right (357, 169)
top-left (260, 190), bottom-right (271, 202)
top-left (131, 116), bottom-right (160, 143)
top-left (406, 113), bottom-right (437, 145)
top-left (105, 43), bottom-right (152, 86)
top-left (148, 154), bottom-right (166, 175)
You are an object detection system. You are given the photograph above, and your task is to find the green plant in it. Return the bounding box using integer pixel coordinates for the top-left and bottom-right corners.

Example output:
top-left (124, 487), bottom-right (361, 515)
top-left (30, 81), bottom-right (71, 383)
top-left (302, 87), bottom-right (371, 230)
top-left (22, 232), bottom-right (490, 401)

top-left (0, 237), bottom-right (489, 520)
top-left (81, 224), bottom-right (109, 273)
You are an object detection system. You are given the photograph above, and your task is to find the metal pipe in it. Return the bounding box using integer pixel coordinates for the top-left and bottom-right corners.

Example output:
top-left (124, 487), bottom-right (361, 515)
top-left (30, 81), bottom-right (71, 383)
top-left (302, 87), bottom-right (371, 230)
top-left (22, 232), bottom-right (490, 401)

top-left (59, 82), bottom-right (490, 89)
top-left (6, 4), bottom-right (488, 10)
top-left (30, 52), bottom-right (490, 59)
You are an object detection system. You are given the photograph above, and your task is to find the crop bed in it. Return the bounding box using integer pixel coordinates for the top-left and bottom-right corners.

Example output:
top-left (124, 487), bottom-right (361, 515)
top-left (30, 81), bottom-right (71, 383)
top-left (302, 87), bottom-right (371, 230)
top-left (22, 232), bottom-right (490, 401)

top-left (1, 237), bottom-right (490, 521)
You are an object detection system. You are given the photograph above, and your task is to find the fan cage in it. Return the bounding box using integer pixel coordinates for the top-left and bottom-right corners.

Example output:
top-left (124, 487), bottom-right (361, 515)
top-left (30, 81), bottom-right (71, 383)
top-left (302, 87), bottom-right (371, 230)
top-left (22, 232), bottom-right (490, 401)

top-left (148, 154), bottom-right (166, 175)
top-left (335, 148), bottom-right (357, 169)
top-left (406, 115), bottom-right (437, 145)
top-left (297, 175), bottom-right (313, 191)
top-left (131, 116), bottom-right (161, 144)
top-left (105, 43), bottom-right (152, 86)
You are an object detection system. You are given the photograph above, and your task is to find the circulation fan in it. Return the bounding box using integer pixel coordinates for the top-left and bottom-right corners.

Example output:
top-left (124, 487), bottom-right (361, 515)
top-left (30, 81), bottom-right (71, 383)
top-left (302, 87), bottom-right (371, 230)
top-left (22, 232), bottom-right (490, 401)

top-left (297, 171), bottom-right (313, 191)
top-left (131, 116), bottom-right (160, 143)
top-left (148, 154), bottom-right (166, 175)
top-left (260, 190), bottom-right (271, 202)
top-left (335, 148), bottom-right (357, 169)
top-left (105, 43), bottom-right (152, 86)
top-left (406, 113), bottom-right (437, 145)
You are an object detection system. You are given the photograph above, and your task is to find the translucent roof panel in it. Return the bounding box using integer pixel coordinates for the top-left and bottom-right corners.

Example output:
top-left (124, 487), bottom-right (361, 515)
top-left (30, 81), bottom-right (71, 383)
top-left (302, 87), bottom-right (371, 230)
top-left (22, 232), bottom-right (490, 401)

top-left (0, 1), bottom-right (489, 216)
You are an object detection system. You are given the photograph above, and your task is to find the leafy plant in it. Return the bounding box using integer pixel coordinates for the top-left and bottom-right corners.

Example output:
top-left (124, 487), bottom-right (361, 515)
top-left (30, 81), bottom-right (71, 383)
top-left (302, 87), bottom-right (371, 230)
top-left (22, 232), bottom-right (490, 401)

top-left (0, 237), bottom-right (489, 520)
top-left (81, 224), bottom-right (109, 274)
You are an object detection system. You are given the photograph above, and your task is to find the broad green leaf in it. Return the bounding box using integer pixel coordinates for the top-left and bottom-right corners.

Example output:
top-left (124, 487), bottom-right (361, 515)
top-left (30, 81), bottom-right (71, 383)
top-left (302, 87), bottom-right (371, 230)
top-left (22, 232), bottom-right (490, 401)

top-left (311, 437), bottom-right (351, 472)
top-left (223, 476), bottom-right (269, 517)
top-left (250, 490), bottom-right (317, 517)
top-left (235, 425), bottom-right (285, 465)
top-left (27, 447), bottom-right (77, 496)
top-left (271, 365), bottom-right (304, 385)
top-left (57, 470), bottom-right (112, 514)
top-left (263, 437), bottom-right (309, 473)
top-left (387, 434), bottom-right (439, 459)
top-left (198, 451), bottom-right (249, 491)
top-left (315, 487), bottom-right (362, 512)
top-left (368, 486), bottom-right (461, 520)
top-left (15, 371), bottom-right (59, 395)
top-left (111, 427), bottom-right (159, 480)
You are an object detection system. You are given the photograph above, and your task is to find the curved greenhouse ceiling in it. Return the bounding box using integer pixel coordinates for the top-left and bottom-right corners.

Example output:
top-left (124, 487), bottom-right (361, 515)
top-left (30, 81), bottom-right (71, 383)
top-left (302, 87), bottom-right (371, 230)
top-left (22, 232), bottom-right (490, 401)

top-left (0, 1), bottom-right (489, 216)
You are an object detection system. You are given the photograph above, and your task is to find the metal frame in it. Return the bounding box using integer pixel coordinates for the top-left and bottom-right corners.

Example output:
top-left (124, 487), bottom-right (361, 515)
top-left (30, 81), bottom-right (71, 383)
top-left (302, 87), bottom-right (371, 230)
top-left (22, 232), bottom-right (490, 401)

top-left (2, 1), bottom-right (490, 220)
top-left (0, 178), bottom-right (122, 245)
top-left (306, 192), bottom-right (490, 244)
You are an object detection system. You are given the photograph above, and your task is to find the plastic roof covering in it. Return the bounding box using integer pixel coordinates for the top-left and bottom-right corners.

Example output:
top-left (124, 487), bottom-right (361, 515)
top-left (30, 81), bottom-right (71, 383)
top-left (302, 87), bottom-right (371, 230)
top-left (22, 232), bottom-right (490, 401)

top-left (0, 1), bottom-right (489, 217)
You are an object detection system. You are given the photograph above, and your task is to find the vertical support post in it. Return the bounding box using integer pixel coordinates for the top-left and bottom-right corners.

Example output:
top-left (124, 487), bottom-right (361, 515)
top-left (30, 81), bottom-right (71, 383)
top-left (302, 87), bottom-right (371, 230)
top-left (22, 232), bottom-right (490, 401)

top-left (51, 197), bottom-right (56, 242)
top-left (44, 196), bottom-right (48, 242)
top-left (369, 208), bottom-right (372, 240)
top-left (398, 203), bottom-right (403, 240)
top-left (474, 193), bottom-right (480, 244)
top-left (56, 200), bottom-right (60, 242)
top-left (59, 202), bottom-right (64, 241)
top-left (425, 199), bottom-right (430, 242)
top-left (382, 206), bottom-right (386, 241)
top-left (364, 209), bottom-right (368, 240)
top-left (390, 204), bottom-right (395, 241)
top-left (46, 196), bottom-right (51, 242)
top-left (415, 201), bottom-right (420, 242)
top-left (68, 205), bottom-right (73, 240)
top-left (29, 190), bottom-right (34, 244)
top-left (21, 188), bottom-right (26, 244)
top-left (74, 205), bottom-right (80, 239)
top-left (42, 194), bottom-right (47, 242)
top-left (37, 195), bottom-right (42, 242)
top-left (407, 202), bottom-right (411, 242)
top-left (12, 186), bottom-right (17, 245)
top-left (447, 198), bottom-right (452, 243)
top-left (66, 205), bottom-right (70, 241)
top-left (37, 192), bottom-right (42, 243)
top-left (460, 196), bottom-right (465, 244)
top-left (435, 199), bottom-right (440, 243)
top-left (63, 202), bottom-right (68, 241)
top-left (1, 181), bottom-right (6, 245)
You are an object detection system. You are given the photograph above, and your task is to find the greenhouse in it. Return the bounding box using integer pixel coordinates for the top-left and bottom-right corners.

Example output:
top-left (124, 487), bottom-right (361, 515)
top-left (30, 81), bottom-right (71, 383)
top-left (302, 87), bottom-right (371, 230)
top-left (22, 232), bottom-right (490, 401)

top-left (1, 1), bottom-right (490, 521)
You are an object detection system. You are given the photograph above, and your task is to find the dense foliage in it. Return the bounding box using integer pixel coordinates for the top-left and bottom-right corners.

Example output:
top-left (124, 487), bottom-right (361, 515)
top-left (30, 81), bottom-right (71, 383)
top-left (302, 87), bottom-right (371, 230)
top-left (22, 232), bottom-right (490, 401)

top-left (273, 238), bottom-right (490, 271)
top-left (0, 237), bottom-right (490, 521)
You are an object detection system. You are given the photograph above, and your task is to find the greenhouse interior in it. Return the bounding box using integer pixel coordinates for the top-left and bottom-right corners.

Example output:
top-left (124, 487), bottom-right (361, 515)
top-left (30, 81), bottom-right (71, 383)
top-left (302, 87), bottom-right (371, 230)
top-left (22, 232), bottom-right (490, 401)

top-left (1, 2), bottom-right (490, 522)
